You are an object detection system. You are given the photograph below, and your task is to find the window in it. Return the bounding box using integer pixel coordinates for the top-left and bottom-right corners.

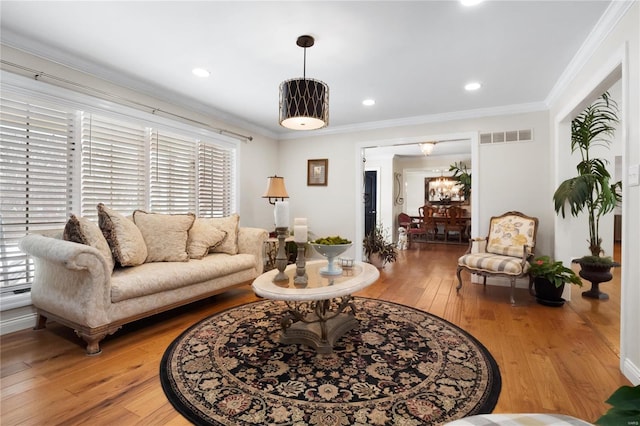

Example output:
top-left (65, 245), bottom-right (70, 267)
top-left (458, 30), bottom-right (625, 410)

top-left (0, 75), bottom-right (238, 306)
top-left (80, 113), bottom-right (147, 220)
top-left (150, 129), bottom-right (197, 214)
top-left (0, 96), bottom-right (75, 293)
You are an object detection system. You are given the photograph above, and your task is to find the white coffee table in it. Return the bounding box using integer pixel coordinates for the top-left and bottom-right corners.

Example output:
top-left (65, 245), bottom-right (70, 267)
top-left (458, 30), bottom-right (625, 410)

top-left (252, 259), bottom-right (379, 353)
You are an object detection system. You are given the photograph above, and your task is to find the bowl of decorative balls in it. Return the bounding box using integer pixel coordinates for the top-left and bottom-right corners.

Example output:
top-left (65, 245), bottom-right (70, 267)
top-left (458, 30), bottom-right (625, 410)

top-left (309, 236), bottom-right (352, 275)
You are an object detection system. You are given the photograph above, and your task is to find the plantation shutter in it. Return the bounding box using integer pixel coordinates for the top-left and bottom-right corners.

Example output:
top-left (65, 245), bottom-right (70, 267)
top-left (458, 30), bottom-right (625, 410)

top-left (80, 113), bottom-right (147, 221)
top-left (197, 142), bottom-right (235, 217)
top-left (150, 130), bottom-right (196, 214)
top-left (0, 96), bottom-right (74, 292)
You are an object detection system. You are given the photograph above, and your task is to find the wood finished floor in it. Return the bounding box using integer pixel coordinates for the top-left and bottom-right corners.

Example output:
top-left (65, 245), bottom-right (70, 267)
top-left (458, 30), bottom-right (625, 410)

top-left (1, 243), bottom-right (630, 425)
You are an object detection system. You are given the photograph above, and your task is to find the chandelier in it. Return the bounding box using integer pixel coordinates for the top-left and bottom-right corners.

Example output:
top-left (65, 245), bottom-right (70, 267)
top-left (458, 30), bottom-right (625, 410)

top-left (279, 35), bottom-right (329, 130)
top-left (420, 142), bottom-right (435, 155)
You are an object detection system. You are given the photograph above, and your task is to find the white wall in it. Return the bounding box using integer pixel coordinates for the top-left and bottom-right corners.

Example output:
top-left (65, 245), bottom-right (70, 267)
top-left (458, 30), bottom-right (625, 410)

top-left (279, 110), bottom-right (552, 259)
top-left (549, 2), bottom-right (639, 385)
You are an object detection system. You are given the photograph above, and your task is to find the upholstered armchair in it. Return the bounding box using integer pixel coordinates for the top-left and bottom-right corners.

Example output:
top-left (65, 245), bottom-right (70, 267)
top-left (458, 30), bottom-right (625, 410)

top-left (456, 211), bottom-right (538, 304)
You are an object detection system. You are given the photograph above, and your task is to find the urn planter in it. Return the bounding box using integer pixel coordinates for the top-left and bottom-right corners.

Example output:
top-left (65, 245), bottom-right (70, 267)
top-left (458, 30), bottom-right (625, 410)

top-left (575, 259), bottom-right (619, 300)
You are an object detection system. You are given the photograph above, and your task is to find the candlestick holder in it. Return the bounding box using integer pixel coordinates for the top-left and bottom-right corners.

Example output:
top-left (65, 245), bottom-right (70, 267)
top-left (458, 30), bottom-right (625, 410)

top-left (294, 244), bottom-right (308, 286)
top-left (273, 227), bottom-right (289, 282)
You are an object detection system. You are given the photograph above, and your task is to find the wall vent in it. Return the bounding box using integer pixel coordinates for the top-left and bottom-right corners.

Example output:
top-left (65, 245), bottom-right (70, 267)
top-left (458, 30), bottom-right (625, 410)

top-left (480, 129), bottom-right (533, 144)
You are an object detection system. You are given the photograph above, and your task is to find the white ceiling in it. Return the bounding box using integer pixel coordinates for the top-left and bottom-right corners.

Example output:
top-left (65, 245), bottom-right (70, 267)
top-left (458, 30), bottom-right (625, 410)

top-left (0, 1), bottom-right (611, 140)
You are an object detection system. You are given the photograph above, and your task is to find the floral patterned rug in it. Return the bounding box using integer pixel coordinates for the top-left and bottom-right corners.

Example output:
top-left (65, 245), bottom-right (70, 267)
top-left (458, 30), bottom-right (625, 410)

top-left (160, 298), bottom-right (501, 425)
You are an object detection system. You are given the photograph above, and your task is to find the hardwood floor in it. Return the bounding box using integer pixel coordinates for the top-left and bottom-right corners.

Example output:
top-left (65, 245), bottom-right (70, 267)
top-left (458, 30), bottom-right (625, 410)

top-left (1, 244), bottom-right (630, 425)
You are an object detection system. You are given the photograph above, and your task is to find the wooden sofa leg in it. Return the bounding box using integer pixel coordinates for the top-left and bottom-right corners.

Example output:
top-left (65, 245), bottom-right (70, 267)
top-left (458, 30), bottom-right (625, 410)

top-left (76, 331), bottom-right (107, 356)
top-left (34, 313), bottom-right (47, 330)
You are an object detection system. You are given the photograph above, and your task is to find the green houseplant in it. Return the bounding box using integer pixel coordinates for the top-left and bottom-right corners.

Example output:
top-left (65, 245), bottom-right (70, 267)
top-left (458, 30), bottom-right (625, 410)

top-left (449, 162), bottom-right (472, 201)
top-left (363, 224), bottom-right (397, 268)
top-left (529, 256), bottom-right (582, 306)
top-left (552, 92), bottom-right (621, 300)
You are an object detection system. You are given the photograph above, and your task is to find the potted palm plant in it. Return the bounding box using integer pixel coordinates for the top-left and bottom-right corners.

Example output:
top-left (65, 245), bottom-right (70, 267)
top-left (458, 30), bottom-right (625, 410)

top-left (363, 224), bottom-right (397, 268)
top-left (529, 256), bottom-right (582, 306)
top-left (449, 162), bottom-right (471, 201)
top-left (553, 92), bottom-right (621, 300)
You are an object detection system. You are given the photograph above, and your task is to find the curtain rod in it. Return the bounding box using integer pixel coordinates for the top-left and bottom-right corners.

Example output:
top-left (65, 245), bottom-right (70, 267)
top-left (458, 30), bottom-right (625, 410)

top-left (1, 60), bottom-right (254, 142)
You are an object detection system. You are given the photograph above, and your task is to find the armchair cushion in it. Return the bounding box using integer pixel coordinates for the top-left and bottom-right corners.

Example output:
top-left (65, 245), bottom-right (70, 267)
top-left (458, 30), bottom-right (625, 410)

top-left (486, 213), bottom-right (537, 253)
top-left (486, 243), bottom-right (527, 258)
top-left (458, 253), bottom-right (530, 276)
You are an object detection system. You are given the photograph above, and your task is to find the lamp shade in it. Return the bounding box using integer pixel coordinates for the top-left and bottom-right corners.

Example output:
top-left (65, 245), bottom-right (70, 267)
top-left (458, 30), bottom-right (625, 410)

top-left (279, 78), bottom-right (329, 130)
top-left (262, 175), bottom-right (289, 204)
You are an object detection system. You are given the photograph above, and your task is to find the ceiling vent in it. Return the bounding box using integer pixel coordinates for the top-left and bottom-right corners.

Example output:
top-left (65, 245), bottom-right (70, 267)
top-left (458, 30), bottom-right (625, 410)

top-left (480, 129), bottom-right (533, 144)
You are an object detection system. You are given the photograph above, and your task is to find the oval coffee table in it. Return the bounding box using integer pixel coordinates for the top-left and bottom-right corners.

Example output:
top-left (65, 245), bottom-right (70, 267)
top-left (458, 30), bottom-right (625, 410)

top-left (252, 259), bottom-right (379, 353)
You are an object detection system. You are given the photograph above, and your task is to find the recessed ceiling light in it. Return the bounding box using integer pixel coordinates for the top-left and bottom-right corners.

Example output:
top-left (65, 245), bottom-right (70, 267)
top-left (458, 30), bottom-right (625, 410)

top-left (460, 0), bottom-right (484, 6)
top-left (465, 82), bottom-right (482, 91)
top-left (192, 68), bottom-right (211, 78)
top-left (362, 99), bottom-right (376, 106)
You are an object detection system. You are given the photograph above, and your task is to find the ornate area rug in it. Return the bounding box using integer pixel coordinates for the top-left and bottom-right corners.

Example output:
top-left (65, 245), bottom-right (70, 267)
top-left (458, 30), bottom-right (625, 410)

top-left (160, 298), bottom-right (501, 425)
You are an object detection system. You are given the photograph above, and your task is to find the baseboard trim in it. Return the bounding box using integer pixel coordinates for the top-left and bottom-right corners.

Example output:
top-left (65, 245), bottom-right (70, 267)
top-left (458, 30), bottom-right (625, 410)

top-left (1, 312), bottom-right (36, 335)
top-left (622, 357), bottom-right (640, 386)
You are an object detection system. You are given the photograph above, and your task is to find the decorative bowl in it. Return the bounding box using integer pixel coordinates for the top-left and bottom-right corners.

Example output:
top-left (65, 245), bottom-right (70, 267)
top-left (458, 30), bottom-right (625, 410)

top-left (309, 243), bottom-right (352, 275)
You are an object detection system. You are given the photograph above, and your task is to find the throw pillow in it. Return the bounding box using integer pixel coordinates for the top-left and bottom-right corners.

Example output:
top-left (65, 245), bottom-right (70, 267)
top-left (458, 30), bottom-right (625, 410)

top-left (97, 203), bottom-right (148, 267)
top-left (199, 214), bottom-right (240, 255)
top-left (133, 210), bottom-right (195, 262)
top-left (187, 218), bottom-right (228, 259)
top-left (63, 214), bottom-right (115, 272)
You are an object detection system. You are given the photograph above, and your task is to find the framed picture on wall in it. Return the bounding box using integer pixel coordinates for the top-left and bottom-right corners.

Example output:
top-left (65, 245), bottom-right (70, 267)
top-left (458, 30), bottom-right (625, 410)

top-left (307, 159), bottom-right (328, 186)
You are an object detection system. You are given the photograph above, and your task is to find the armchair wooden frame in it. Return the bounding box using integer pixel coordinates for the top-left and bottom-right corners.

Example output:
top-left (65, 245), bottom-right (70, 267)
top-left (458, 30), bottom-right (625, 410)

top-left (455, 211), bottom-right (539, 304)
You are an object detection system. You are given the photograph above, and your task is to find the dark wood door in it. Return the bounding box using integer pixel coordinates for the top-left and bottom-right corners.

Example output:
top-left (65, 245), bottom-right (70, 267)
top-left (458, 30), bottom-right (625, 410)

top-left (364, 171), bottom-right (377, 236)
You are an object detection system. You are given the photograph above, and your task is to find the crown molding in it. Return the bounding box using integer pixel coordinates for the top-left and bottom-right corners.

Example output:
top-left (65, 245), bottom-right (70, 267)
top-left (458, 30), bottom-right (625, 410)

top-left (277, 102), bottom-right (548, 140)
top-left (545, 0), bottom-right (635, 108)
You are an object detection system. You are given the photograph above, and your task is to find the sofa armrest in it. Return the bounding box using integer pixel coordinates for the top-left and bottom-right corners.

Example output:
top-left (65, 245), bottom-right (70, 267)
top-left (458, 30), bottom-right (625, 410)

top-left (237, 227), bottom-right (269, 274)
top-left (19, 234), bottom-right (112, 327)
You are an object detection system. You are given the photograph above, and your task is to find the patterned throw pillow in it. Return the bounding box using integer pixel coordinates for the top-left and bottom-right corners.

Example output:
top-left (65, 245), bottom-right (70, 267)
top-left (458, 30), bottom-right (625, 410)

top-left (196, 214), bottom-right (240, 255)
top-left (97, 203), bottom-right (148, 267)
top-left (63, 214), bottom-right (115, 272)
top-left (133, 210), bottom-right (195, 262)
top-left (187, 218), bottom-right (228, 259)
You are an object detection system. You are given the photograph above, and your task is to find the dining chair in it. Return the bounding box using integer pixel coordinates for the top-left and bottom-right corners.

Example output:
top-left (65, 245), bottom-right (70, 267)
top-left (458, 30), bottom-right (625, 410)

top-left (399, 210), bottom-right (428, 248)
top-left (444, 206), bottom-right (466, 242)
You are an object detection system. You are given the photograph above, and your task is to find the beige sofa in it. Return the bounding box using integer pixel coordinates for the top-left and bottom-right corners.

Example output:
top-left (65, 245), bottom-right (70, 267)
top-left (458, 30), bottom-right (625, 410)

top-left (19, 209), bottom-right (268, 355)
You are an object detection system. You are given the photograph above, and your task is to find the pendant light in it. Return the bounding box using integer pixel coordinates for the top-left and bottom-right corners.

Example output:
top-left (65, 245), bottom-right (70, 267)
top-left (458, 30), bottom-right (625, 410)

top-left (279, 35), bottom-right (329, 130)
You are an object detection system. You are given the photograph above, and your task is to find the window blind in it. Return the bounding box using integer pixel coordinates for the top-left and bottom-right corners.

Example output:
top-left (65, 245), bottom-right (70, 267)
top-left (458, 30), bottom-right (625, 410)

top-left (150, 130), bottom-right (197, 214)
top-left (198, 141), bottom-right (235, 218)
top-left (1, 85), bottom-right (238, 300)
top-left (0, 96), bottom-right (74, 292)
top-left (80, 113), bottom-right (146, 221)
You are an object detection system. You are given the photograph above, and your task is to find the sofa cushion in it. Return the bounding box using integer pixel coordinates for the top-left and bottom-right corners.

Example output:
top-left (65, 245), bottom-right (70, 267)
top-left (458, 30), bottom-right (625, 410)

top-left (97, 203), bottom-right (148, 267)
top-left (63, 214), bottom-right (115, 272)
top-left (133, 211), bottom-right (195, 262)
top-left (199, 214), bottom-right (240, 255)
top-left (187, 218), bottom-right (228, 259)
top-left (110, 253), bottom-right (256, 302)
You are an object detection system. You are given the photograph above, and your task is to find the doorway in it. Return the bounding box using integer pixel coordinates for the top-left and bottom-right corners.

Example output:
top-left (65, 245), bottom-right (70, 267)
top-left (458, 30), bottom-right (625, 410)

top-left (364, 170), bottom-right (377, 237)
